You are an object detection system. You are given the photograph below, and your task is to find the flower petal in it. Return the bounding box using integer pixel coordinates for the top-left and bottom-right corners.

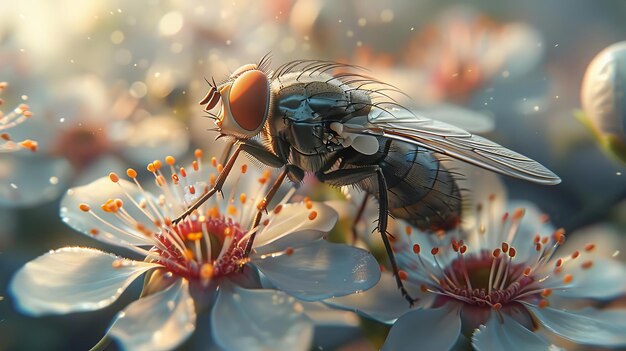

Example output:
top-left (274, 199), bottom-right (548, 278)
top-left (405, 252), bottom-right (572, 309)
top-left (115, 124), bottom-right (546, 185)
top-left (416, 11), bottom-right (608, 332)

top-left (254, 202), bottom-right (338, 253)
top-left (382, 304), bottom-right (462, 351)
top-left (325, 271), bottom-right (423, 324)
top-left (108, 278), bottom-right (196, 351)
top-left (254, 241), bottom-right (381, 301)
top-left (525, 303), bottom-right (626, 347)
top-left (0, 153), bottom-right (71, 207)
top-left (60, 177), bottom-right (160, 247)
top-left (10, 247), bottom-right (158, 316)
top-left (550, 256), bottom-right (626, 299)
top-left (472, 313), bottom-right (553, 351)
top-left (212, 284), bottom-right (313, 351)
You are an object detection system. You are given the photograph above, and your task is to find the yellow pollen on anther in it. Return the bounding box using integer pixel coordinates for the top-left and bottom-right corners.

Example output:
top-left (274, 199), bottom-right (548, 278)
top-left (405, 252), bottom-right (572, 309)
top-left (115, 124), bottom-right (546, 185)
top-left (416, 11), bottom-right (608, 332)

top-left (79, 203), bottom-right (91, 212)
top-left (241, 164), bottom-right (248, 173)
top-left (200, 263), bottom-right (214, 279)
top-left (227, 204), bottom-right (237, 215)
top-left (194, 149), bottom-right (203, 158)
top-left (240, 193), bottom-right (247, 204)
top-left (217, 164), bottom-right (224, 173)
top-left (165, 156), bottom-right (176, 165)
top-left (305, 200), bottom-right (313, 209)
top-left (153, 160), bottom-right (163, 170)
top-left (187, 232), bottom-right (203, 241)
top-left (147, 163), bottom-right (156, 173)
top-left (126, 168), bottom-right (137, 178)
top-left (308, 211), bottom-right (318, 220)
top-left (563, 274), bottom-right (573, 284)
top-left (211, 157), bottom-right (218, 167)
top-left (115, 198), bottom-right (123, 208)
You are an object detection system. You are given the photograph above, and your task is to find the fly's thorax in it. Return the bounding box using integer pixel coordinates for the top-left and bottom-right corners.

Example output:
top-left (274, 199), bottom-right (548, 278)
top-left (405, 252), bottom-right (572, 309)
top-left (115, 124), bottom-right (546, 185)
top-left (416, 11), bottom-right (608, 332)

top-left (269, 72), bottom-right (372, 157)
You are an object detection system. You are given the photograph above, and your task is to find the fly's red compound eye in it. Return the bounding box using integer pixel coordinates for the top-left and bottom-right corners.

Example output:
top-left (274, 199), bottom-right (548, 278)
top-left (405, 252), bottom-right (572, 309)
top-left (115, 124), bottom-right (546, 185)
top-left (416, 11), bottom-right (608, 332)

top-left (199, 85), bottom-right (220, 112)
top-left (228, 70), bottom-right (270, 131)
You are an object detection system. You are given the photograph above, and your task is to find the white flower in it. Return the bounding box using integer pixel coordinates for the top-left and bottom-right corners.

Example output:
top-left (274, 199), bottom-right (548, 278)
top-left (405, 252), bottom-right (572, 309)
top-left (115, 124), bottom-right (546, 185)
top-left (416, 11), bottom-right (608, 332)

top-left (10, 152), bottom-right (381, 351)
top-left (329, 194), bottom-right (626, 351)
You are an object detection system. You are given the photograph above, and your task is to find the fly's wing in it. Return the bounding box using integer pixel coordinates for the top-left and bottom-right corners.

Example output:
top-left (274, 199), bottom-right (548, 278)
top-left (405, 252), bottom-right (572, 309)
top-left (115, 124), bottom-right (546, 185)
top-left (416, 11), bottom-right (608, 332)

top-left (344, 107), bottom-right (561, 185)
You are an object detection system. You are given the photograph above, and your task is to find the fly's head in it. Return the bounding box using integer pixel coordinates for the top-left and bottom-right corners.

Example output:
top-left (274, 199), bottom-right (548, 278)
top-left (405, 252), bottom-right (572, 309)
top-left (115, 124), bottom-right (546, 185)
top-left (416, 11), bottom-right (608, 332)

top-left (200, 63), bottom-right (271, 139)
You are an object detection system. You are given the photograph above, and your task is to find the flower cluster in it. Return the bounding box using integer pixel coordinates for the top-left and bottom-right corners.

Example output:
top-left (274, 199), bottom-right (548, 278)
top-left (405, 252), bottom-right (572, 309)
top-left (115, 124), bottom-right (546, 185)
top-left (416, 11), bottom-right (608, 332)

top-left (0, 81), bottom-right (37, 152)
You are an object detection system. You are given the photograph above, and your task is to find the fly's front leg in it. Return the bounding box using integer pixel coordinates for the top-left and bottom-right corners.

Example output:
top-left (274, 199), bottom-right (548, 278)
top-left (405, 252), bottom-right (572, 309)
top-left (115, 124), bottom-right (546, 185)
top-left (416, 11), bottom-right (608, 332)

top-left (173, 144), bottom-right (244, 224)
top-left (318, 166), bottom-right (417, 306)
top-left (243, 167), bottom-right (290, 259)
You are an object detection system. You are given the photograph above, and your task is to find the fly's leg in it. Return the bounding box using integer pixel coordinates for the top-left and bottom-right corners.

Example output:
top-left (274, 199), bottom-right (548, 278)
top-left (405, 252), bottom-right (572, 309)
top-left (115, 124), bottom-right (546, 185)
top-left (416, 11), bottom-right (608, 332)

top-left (243, 168), bottom-right (290, 258)
top-left (375, 168), bottom-right (417, 306)
top-left (173, 142), bottom-right (286, 225)
top-left (317, 166), bottom-right (417, 305)
top-left (172, 144), bottom-right (244, 224)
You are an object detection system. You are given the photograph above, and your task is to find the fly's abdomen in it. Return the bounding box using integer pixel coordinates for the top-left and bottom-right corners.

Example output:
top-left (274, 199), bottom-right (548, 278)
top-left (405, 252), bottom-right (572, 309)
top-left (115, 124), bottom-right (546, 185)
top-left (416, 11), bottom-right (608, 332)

top-left (359, 140), bottom-right (463, 232)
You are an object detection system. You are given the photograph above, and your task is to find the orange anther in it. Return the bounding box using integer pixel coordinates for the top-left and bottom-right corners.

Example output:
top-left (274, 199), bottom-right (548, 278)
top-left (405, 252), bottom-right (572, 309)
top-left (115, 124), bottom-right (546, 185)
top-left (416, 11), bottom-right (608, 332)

top-left (413, 244), bottom-right (421, 254)
top-left (512, 208), bottom-right (525, 220)
top-left (112, 260), bottom-right (123, 268)
top-left (556, 258), bottom-right (563, 267)
top-left (147, 163), bottom-right (156, 173)
top-left (115, 199), bottom-right (123, 208)
top-left (240, 193), bottom-right (247, 204)
top-left (508, 247), bottom-right (516, 258)
top-left (209, 173), bottom-right (216, 187)
top-left (183, 249), bottom-right (194, 260)
top-left (189, 185), bottom-right (196, 195)
top-left (398, 270), bottom-right (408, 281)
top-left (501, 242), bottom-right (509, 253)
top-left (285, 247), bottom-right (294, 256)
top-left (224, 227), bottom-right (232, 236)
top-left (217, 164), bottom-right (223, 173)
top-left (492, 248), bottom-right (501, 258)
top-left (488, 194), bottom-right (496, 201)
top-left (571, 251), bottom-right (580, 259)
top-left (241, 164), bottom-right (248, 173)
top-left (452, 240), bottom-right (460, 252)
top-left (211, 157), bottom-right (217, 167)
top-left (581, 260), bottom-right (593, 269)
top-left (165, 156), bottom-right (176, 165)
top-left (0, 133), bottom-right (10, 141)
top-left (538, 300), bottom-right (549, 309)
top-left (523, 266), bottom-right (532, 276)
top-left (305, 200), bottom-right (313, 209)
top-left (492, 303), bottom-right (502, 310)
top-left (180, 167), bottom-right (187, 177)
top-left (192, 160), bottom-right (199, 171)
top-left (431, 247), bottom-right (439, 255)
top-left (153, 160), bottom-right (163, 170)
top-left (172, 174), bottom-right (180, 184)
top-left (273, 204), bottom-right (283, 214)
top-left (200, 263), bottom-right (214, 279)
top-left (539, 214), bottom-right (550, 223)
top-left (126, 168), bottom-right (137, 178)
top-left (308, 211), bottom-right (318, 220)
top-left (79, 203), bottom-right (91, 212)
top-left (535, 243), bottom-right (542, 252)
top-left (563, 274), bottom-right (573, 284)
top-left (584, 243), bottom-right (596, 252)
top-left (541, 288), bottom-right (552, 297)
top-left (405, 226), bottom-right (412, 235)
top-left (19, 139), bottom-right (37, 152)
top-left (420, 284), bottom-right (428, 292)
top-left (460, 245), bottom-right (468, 254)
top-left (227, 205), bottom-right (237, 215)
top-left (109, 172), bottom-right (120, 183)
top-left (89, 228), bottom-right (99, 235)
top-left (194, 149), bottom-right (203, 158)
top-left (541, 237), bottom-right (549, 245)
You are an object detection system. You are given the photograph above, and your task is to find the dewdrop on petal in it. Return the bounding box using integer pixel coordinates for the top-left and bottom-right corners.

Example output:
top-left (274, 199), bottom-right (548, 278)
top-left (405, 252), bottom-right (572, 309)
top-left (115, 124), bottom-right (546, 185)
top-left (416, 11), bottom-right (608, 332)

top-left (579, 41), bottom-right (626, 163)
